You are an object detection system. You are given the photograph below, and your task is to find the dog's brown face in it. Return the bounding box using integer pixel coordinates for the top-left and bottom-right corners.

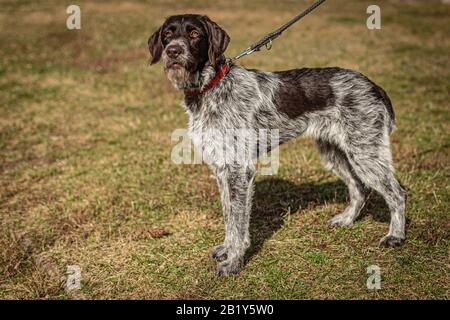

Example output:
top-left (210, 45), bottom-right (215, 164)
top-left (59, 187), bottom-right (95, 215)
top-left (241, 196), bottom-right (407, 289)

top-left (148, 14), bottom-right (230, 89)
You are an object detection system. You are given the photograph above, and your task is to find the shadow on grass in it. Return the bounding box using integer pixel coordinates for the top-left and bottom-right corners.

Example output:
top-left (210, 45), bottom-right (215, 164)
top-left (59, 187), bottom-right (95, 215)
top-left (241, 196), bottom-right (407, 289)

top-left (245, 177), bottom-right (391, 263)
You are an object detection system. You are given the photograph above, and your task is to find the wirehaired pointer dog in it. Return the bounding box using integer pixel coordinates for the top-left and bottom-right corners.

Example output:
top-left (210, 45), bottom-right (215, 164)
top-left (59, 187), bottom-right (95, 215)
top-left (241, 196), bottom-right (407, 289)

top-left (148, 14), bottom-right (406, 276)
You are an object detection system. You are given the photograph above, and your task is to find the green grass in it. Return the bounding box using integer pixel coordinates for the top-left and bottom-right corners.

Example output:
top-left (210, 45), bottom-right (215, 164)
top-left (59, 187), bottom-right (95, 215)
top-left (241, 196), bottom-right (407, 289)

top-left (0, 0), bottom-right (449, 299)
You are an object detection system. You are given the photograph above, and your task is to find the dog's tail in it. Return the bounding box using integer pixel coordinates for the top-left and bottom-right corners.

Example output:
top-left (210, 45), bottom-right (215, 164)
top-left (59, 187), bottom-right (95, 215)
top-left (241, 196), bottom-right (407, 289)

top-left (381, 88), bottom-right (396, 134)
top-left (371, 82), bottom-right (396, 134)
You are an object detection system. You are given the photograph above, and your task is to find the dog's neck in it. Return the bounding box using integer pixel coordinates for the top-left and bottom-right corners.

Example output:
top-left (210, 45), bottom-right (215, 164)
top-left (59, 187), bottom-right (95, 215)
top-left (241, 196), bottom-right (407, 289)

top-left (183, 56), bottom-right (226, 95)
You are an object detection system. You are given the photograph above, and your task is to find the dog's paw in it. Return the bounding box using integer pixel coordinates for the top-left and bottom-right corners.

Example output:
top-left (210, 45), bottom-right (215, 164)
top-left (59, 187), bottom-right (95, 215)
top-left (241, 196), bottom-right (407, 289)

top-left (328, 213), bottom-right (354, 227)
top-left (379, 235), bottom-right (405, 248)
top-left (211, 244), bottom-right (228, 261)
top-left (216, 259), bottom-right (242, 277)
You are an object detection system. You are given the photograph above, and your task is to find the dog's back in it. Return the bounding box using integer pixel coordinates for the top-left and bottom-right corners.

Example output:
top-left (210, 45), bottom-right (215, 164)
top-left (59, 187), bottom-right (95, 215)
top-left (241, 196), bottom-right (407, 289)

top-left (188, 65), bottom-right (396, 147)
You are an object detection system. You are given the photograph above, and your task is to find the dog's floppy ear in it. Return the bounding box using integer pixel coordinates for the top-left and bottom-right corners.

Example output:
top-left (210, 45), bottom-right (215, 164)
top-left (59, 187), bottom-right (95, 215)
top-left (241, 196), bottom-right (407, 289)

top-left (148, 25), bottom-right (163, 65)
top-left (202, 16), bottom-right (230, 66)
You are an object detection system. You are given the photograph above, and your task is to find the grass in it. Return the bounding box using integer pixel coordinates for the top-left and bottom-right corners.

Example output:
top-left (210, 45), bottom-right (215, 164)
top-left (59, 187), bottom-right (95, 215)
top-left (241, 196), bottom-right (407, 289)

top-left (0, 0), bottom-right (449, 299)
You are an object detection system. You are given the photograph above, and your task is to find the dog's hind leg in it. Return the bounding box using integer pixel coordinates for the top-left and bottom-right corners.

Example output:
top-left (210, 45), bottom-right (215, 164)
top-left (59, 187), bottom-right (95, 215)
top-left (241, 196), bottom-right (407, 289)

top-left (213, 165), bottom-right (255, 276)
top-left (316, 139), bottom-right (370, 227)
top-left (344, 136), bottom-right (407, 247)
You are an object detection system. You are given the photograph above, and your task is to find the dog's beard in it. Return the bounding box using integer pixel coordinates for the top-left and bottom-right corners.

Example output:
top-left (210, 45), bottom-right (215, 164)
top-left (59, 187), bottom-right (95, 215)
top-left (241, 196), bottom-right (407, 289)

top-left (165, 67), bottom-right (195, 90)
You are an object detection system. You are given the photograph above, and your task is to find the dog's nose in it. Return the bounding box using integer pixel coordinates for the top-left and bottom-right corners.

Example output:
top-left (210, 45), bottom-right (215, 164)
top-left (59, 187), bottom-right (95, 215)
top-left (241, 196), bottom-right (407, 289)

top-left (166, 44), bottom-right (183, 59)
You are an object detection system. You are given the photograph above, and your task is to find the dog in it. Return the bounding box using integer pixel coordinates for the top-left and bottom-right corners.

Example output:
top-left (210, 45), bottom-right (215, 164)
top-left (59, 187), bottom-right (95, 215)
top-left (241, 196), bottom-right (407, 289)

top-left (148, 14), bottom-right (407, 276)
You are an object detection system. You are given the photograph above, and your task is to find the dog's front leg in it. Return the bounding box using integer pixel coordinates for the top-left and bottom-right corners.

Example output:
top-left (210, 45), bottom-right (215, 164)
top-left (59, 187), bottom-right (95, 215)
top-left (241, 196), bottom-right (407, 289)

top-left (213, 165), bottom-right (256, 276)
top-left (211, 165), bottom-right (231, 262)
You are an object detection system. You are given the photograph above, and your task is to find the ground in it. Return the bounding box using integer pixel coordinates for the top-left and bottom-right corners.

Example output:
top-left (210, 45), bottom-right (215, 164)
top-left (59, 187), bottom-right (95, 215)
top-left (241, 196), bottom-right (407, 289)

top-left (0, 0), bottom-right (448, 299)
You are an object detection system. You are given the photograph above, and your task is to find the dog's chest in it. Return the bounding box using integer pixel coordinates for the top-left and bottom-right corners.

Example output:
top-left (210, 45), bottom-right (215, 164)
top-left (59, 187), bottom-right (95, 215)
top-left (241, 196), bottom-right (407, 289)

top-left (185, 96), bottom-right (256, 165)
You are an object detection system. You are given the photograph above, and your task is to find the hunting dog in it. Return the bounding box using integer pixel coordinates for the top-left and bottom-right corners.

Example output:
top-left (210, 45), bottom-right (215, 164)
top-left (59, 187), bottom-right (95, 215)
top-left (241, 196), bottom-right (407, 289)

top-left (148, 14), bottom-right (406, 276)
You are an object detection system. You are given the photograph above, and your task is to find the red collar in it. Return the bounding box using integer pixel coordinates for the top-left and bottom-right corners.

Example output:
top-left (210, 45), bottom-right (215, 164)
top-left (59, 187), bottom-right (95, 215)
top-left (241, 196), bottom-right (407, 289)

top-left (184, 63), bottom-right (231, 97)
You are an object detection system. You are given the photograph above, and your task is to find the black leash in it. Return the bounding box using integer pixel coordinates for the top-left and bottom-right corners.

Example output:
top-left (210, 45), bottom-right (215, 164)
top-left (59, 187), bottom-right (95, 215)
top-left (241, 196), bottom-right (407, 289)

top-left (227, 0), bottom-right (327, 64)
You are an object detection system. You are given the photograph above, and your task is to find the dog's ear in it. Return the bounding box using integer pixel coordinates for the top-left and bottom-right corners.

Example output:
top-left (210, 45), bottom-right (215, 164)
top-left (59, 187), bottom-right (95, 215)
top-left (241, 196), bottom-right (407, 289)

top-left (202, 16), bottom-right (230, 66)
top-left (148, 25), bottom-right (163, 65)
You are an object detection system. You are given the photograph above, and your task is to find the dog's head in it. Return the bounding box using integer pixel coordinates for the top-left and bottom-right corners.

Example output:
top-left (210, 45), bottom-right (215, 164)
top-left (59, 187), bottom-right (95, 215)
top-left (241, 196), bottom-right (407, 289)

top-left (148, 14), bottom-right (230, 89)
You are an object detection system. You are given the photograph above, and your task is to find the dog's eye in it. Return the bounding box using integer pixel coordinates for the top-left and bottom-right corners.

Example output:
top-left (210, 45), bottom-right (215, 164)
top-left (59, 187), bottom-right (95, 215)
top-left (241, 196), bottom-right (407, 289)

top-left (189, 30), bottom-right (200, 39)
top-left (164, 30), bottom-right (173, 38)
